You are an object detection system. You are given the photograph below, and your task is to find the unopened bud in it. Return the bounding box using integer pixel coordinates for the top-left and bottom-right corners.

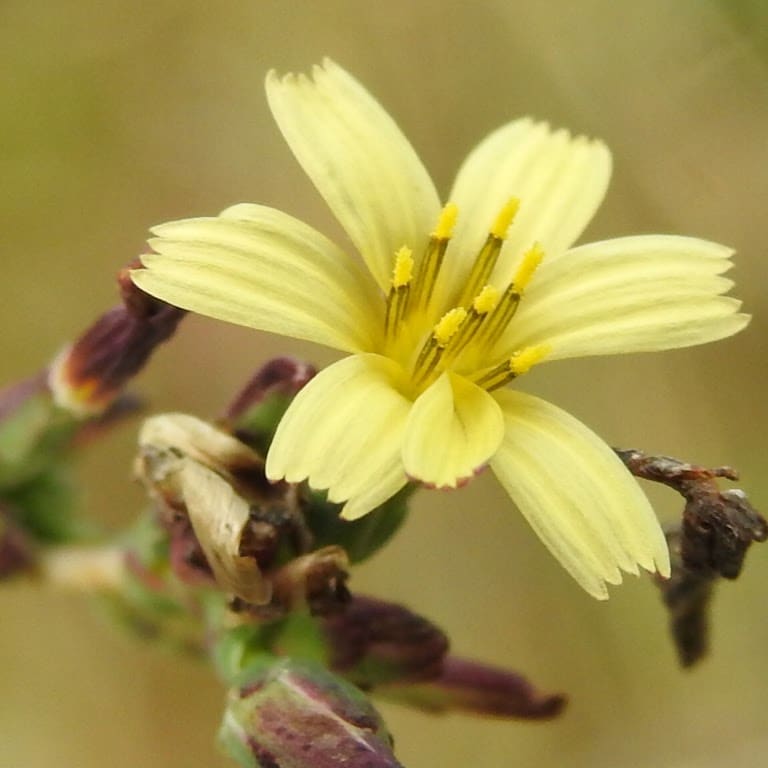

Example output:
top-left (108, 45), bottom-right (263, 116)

top-left (380, 655), bottom-right (566, 720)
top-left (226, 358), bottom-right (316, 422)
top-left (322, 595), bottom-right (448, 686)
top-left (49, 262), bottom-right (184, 417)
top-left (224, 358), bottom-right (316, 453)
top-left (220, 659), bottom-right (404, 768)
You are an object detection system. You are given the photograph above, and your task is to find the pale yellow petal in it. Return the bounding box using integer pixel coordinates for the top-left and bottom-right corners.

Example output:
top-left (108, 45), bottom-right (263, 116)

top-left (338, 464), bottom-right (410, 522)
top-left (443, 118), bottom-right (610, 300)
top-left (504, 235), bottom-right (749, 360)
top-left (490, 390), bottom-right (669, 600)
top-left (266, 59), bottom-right (441, 290)
top-left (133, 204), bottom-right (381, 353)
top-left (266, 354), bottom-right (411, 520)
top-left (402, 373), bottom-right (504, 489)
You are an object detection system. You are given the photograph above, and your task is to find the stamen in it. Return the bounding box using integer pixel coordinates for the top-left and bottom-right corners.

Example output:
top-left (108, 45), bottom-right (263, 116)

top-left (489, 197), bottom-right (521, 240)
top-left (457, 198), bottom-right (519, 308)
top-left (472, 344), bottom-right (551, 391)
top-left (512, 241), bottom-right (544, 292)
top-left (413, 307), bottom-right (467, 384)
top-left (385, 246), bottom-right (414, 339)
top-left (392, 246), bottom-right (414, 288)
top-left (474, 242), bottom-right (545, 350)
top-left (474, 284), bottom-right (520, 348)
top-left (433, 307), bottom-right (467, 345)
top-left (443, 285), bottom-right (499, 363)
top-left (509, 343), bottom-right (551, 375)
top-left (432, 202), bottom-right (459, 240)
top-left (410, 203), bottom-right (458, 314)
top-left (472, 285), bottom-right (501, 315)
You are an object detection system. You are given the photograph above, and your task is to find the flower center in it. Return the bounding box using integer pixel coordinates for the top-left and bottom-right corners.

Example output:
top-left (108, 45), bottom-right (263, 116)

top-left (383, 200), bottom-right (550, 395)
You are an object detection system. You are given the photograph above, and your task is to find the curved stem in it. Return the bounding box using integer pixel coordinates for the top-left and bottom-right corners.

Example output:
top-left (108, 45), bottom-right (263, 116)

top-left (37, 545), bottom-right (126, 592)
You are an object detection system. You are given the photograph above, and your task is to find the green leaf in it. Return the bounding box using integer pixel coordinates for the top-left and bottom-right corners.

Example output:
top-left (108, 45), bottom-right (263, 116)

top-left (303, 484), bottom-right (414, 563)
top-left (0, 394), bottom-right (78, 489)
top-left (4, 463), bottom-right (89, 543)
top-left (213, 612), bottom-right (329, 686)
top-left (235, 392), bottom-right (294, 456)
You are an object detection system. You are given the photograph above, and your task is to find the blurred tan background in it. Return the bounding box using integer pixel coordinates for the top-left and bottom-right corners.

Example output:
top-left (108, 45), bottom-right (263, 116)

top-left (1, 1), bottom-right (767, 766)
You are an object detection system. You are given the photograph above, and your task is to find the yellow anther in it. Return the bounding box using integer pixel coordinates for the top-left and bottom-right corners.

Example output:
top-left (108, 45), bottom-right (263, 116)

top-left (392, 246), bottom-right (414, 288)
top-left (509, 344), bottom-right (551, 376)
top-left (472, 285), bottom-right (500, 315)
top-left (413, 308), bottom-right (466, 386)
top-left (471, 344), bottom-right (551, 391)
top-left (489, 198), bottom-right (520, 240)
top-left (456, 200), bottom-right (518, 308)
top-left (513, 242), bottom-right (544, 292)
top-left (442, 287), bottom-right (498, 365)
top-left (385, 246), bottom-right (415, 340)
top-left (410, 204), bottom-right (458, 315)
top-left (432, 202), bottom-right (459, 240)
top-left (433, 307), bottom-right (467, 346)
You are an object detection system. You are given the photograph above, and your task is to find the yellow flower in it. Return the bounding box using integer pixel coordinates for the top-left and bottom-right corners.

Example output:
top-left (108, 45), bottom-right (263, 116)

top-left (132, 60), bottom-right (748, 599)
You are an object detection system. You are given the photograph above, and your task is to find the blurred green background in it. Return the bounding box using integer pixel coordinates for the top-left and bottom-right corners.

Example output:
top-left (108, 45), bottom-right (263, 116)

top-left (1, 1), bottom-right (767, 766)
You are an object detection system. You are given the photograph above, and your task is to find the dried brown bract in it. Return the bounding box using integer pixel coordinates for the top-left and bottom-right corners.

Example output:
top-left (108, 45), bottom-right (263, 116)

top-left (617, 449), bottom-right (767, 666)
top-left (135, 413), bottom-right (349, 618)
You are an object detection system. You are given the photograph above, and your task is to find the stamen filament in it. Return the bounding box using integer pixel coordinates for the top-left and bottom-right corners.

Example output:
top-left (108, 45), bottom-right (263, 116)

top-left (412, 336), bottom-right (442, 385)
top-left (473, 283), bottom-right (522, 348)
top-left (443, 286), bottom-right (499, 363)
top-left (474, 242), bottom-right (545, 350)
top-left (472, 344), bottom-right (551, 391)
top-left (457, 198), bottom-right (519, 308)
top-left (471, 360), bottom-right (515, 391)
top-left (410, 203), bottom-right (458, 315)
top-left (385, 246), bottom-right (414, 339)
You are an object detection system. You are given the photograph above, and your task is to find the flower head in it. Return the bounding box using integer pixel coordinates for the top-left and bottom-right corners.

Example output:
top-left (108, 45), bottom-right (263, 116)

top-left (132, 60), bottom-right (748, 599)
